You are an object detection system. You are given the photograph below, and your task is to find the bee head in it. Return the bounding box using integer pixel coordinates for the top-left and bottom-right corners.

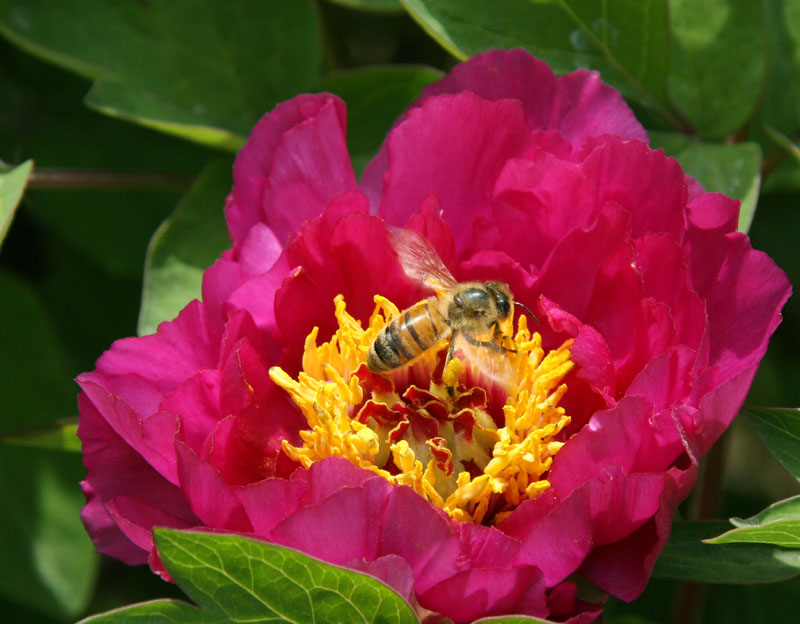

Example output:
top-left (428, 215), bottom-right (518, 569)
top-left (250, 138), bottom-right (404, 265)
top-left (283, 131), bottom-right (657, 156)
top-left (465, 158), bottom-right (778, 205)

top-left (485, 282), bottom-right (512, 319)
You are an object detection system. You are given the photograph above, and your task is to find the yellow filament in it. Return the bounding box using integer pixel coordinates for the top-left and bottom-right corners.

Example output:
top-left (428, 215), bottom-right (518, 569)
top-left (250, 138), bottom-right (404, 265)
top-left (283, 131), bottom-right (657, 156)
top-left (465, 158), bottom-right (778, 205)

top-left (270, 295), bottom-right (574, 524)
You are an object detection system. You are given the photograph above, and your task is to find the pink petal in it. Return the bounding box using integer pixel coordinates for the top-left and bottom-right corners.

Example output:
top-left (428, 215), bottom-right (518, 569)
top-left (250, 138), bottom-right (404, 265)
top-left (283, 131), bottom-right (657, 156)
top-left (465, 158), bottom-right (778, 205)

top-left (160, 370), bottom-right (222, 455)
top-left (634, 234), bottom-right (708, 357)
top-left (347, 555), bottom-right (416, 605)
top-left (223, 263), bottom-right (290, 363)
top-left (536, 201), bottom-right (631, 320)
top-left (375, 93), bottom-right (531, 249)
top-left (236, 477), bottom-right (307, 535)
top-left (209, 384), bottom-right (304, 484)
top-left (77, 378), bottom-right (180, 484)
top-left (549, 69), bottom-right (648, 146)
top-left (699, 236), bottom-right (791, 378)
top-left (269, 477), bottom-right (391, 565)
top-left (105, 495), bottom-right (194, 554)
top-left (683, 193), bottom-right (743, 295)
top-left (362, 49), bottom-right (646, 208)
top-left (548, 396), bottom-right (679, 492)
top-left (626, 346), bottom-right (698, 411)
top-left (236, 457), bottom-right (388, 535)
top-left (451, 522), bottom-right (523, 568)
top-left (90, 300), bottom-right (219, 400)
top-left (569, 321), bottom-right (616, 408)
top-left (402, 194), bottom-right (458, 273)
top-left (298, 456), bottom-right (379, 502)
top-left (513, 467), bottom-right (665, 586)
top-left (276, 199), bottom-right (416, 354)
top-left (379, 486), bottom-right (461, 595)
top-left (693, 362), bottom-right (761, 456)
top-left (237, 222), bottom-right (283, 277)
top-left (635, 233), bottom-right (690, 309)
top-left (175, 441), bottom-right (252, 532)
top-left (227, 94), bottom-right (357, 248)
top-left (77, 393), bottom-right (198, 563)
top-left (80, 482), bottom-right (147, 565)
top-left (200, 253), bottom-right (245, 335)
top-left (579, 456), bottom-right (699, 600)
top-left (418, 565), bottom-right (547, 623)
top-left (490, 151), bottom-right (595, 269)
top-left (580, 137), bottom-right (687, 241)
top-left (212, 331), bottom-right (304, 482)
top-left (218, 322), bottom-right (271, 417)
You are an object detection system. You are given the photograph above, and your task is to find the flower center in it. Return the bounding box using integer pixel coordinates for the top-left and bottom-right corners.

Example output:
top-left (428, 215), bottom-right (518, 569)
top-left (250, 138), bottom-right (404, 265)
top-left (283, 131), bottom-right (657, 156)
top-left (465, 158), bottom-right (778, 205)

top-left (269, 295), bottom-right (574, 525)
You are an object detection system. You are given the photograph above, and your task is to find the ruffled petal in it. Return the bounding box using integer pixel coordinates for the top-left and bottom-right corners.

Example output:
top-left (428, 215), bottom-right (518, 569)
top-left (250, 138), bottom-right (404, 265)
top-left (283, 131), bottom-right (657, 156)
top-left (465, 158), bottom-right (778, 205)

top-left (227, 94), bottom-right (357, 248)
top-left (362, 49), bottom-right (646, 208)
top-left (375, 93), bottom-right (531, 250)
top-left (513, 467), bottom-right (666, 586)
top-left (77, 394), bottom-right (199, 562)
top-left (175, 441), bottom-right (252, 532)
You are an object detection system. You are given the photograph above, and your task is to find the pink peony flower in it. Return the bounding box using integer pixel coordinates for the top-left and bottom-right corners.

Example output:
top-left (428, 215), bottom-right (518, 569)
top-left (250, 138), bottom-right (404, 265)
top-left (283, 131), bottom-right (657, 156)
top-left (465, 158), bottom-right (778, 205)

top-left (77, 49), bottom-right (790, 622)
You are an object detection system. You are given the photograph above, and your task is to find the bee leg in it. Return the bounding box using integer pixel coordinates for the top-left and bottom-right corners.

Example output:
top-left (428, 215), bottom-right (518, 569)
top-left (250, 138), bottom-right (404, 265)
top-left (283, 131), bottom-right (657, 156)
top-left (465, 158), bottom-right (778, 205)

top-left (489, 320), bottom-right (517, 353)
top-left (463, 332), bottom-right (511, 354)
top-left (443, 330), bottom-right (460, 399)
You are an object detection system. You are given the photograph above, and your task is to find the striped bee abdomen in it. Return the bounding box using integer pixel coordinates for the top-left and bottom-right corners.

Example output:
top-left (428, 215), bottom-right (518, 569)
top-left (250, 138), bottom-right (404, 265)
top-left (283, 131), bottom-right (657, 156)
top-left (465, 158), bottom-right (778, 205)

top-left (367, 298), bottom-right (448, 372)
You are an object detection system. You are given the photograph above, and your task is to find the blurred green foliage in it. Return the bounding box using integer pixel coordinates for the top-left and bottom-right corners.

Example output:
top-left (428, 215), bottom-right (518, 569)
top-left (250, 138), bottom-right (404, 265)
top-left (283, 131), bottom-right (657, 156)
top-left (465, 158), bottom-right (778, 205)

top-left (1, 1), bottom-right (799, 622)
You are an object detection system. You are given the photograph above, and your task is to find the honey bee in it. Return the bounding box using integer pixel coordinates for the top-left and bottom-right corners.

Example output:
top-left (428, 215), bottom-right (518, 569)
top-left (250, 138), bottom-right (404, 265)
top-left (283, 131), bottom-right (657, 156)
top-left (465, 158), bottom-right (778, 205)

top-left (367, 228), bottom-right (535, 394)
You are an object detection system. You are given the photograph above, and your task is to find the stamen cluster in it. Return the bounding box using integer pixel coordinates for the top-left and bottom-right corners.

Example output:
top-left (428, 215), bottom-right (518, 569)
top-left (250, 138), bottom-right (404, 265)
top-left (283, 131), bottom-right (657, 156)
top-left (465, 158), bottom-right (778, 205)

top-left (270, 295), bottom-right (574, 524)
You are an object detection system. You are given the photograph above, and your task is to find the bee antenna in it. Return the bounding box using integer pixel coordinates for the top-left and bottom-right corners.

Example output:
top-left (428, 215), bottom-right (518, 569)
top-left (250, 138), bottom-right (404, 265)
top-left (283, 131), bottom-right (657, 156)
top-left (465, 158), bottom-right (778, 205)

top-left (513, 301), bottom-right (539, 324)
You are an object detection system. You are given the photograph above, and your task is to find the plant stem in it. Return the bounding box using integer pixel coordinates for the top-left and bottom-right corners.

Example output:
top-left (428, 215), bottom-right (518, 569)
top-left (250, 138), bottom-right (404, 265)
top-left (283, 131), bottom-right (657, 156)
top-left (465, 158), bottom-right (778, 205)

top-left (673, 425), bottom-right (730, 624)
top-left (25, 167), bottom-right (195, 191)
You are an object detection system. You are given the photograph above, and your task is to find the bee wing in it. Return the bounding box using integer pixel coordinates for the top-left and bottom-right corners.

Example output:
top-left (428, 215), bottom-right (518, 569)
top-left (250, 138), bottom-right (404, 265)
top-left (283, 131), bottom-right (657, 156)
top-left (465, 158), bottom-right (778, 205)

top-left (449, 329), bottom-right (515, 393)
top-left (390, 227), bottom-right (458, 292)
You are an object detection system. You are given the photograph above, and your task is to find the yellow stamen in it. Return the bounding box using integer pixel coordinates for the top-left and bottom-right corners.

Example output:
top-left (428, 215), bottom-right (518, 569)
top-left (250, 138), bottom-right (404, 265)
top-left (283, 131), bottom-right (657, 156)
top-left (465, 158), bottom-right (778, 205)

top-left (442, 358), bottom-right (463, 389)
top-left (269, 295), bottom-right (574, 525)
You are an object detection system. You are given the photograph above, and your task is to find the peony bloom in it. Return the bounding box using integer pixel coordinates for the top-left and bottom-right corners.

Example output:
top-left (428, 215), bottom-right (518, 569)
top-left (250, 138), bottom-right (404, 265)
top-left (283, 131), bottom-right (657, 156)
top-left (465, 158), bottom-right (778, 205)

top-left (77, 49), bottom-right (790, 622)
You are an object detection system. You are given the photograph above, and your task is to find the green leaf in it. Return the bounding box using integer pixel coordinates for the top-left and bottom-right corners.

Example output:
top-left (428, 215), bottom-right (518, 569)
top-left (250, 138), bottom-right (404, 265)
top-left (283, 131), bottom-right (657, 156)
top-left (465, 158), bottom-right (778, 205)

top-left (138, 159), bottom-right (232, 336)
top-left (0, 270), bottom-right (76, 431)
top-left (401, 0), bottom-right (680, 126)
top-left (80, 529), bottom-right (418, 623)
top-left (0, 159), bottom-right (32, 246)
top-left (707, 521), bottom-right (800, 549)
top-left (731, 496), bottom-right (800, 527)
top-left (744, 407), bottom-right (800, 480)
top-left (0, 445), bottom-right (98, 618)
top-left (314, 65), bottom-right (443, 176)
top-left (705, 497), bottom-right (800, 548)
top-left (763, 124), bottom-right (800, 165)
top-left (653, 520), bottom-right (800, 583)
top-left (649, 133), bottom-right (762, 233)
top-left (326, 0), bottom-right (403, 12)
top-left (668, 0), bottom-right (766, 139)
top-left (0, 0), bottom-right (321, 148)
top-left (88, 81), bottom-right (246, 152)
top-left (760, 0), bottom-right (800, 136)
top-left (761, 125), bottom-right (800, 194)
top-left (1, 39), bottom-right (216, 282)
top-left (1, 421), bottom-right (80, 453)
